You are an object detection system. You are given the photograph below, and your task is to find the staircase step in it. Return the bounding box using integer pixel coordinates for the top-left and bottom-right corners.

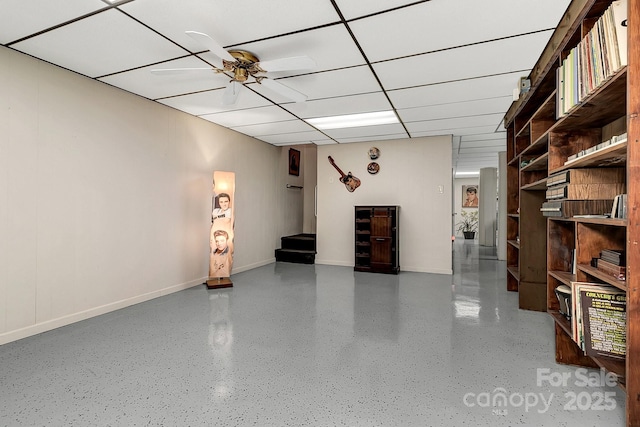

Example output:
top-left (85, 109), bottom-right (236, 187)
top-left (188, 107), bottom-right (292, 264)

top-left (275, 248), bottom-right (315, 264)
top-left (281, 233), bottom-right (316, 252)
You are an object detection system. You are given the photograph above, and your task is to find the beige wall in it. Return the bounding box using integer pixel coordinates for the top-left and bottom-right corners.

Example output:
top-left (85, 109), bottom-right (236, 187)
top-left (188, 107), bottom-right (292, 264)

top-left (0, 46), bottom-right (304, 344)
top-left (316, 137), bottom-right (453, 274)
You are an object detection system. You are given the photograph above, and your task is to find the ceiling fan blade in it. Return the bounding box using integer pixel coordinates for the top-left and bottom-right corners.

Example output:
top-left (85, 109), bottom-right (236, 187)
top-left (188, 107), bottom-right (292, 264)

top-left (222, 81), bottom-right (242, 105)
top-left (150, 68), bottom-right (214, 75)
top-left (260, 78), bottom-right (307, 103)
top-left (258, 56), bottom-right (316, 72)
top-left (185, 31), bottom-right (235, 62)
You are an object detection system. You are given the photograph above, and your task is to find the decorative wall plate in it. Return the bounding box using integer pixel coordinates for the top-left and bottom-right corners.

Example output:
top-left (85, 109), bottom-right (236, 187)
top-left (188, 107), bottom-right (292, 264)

top-left (368, 147), bottom-right (380, 160)
top-left (367, 162), bottom-right (380, 174)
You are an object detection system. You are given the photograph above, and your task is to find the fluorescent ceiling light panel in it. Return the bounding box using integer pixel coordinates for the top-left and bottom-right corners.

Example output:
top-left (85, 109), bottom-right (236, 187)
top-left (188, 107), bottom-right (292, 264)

top-left (306, 111), bottom-right (398, 130)
top-left (456, 172), bottom-right (480, 177)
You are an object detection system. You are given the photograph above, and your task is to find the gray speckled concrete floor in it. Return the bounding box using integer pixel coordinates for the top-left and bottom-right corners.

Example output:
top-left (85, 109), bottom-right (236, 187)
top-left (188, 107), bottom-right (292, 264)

top-left (0, 241), bottom-right (626, 426)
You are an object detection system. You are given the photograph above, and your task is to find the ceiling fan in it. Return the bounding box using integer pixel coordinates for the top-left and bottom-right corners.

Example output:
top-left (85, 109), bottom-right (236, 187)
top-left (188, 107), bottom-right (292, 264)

top-left (151, 31), bottom-right (316, 105)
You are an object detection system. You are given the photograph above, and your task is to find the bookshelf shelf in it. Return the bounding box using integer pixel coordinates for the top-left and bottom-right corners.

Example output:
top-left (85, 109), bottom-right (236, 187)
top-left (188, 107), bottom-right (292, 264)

top-left (548, 270), bottom-right (576, 285)
top-left (578, 264), bottom-right (627, 291)
top-left (521, 177), bottom-right (548, 191)
top-left (504, 0), bottom-right (637, 424)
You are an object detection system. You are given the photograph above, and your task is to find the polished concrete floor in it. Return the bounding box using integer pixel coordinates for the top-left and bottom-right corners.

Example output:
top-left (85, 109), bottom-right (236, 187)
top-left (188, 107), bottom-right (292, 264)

top-left (0, 241), bottom-right (626, 426)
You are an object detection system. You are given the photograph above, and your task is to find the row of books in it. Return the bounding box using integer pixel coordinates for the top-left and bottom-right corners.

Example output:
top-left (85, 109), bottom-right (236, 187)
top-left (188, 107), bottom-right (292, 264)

top-left (564, 132), bottom-right (627, 165)
top-left (540, 167), bottom-right (624, 218)
top-left (610, 194), bottom-right (628, 219)
top-left (556, 282), bottom-right (626, 361)
top-left (556, 0), bottom-right (627, 117)
top-left (601, 248), bottom-right (625, 265)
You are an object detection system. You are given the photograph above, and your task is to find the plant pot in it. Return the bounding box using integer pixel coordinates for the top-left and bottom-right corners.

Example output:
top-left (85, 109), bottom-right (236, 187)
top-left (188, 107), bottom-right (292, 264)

top-left (463, 231), bottom-right (475, 240)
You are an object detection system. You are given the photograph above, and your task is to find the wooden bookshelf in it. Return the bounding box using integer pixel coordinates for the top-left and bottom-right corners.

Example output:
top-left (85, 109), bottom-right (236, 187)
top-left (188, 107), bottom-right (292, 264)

top-left (504, 0), bottom-right (639, 424)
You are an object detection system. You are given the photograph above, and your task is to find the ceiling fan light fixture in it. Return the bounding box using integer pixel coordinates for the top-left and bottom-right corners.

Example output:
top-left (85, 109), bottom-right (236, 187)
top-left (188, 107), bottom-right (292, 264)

top-left (306, 111), bottom-right (399, 130)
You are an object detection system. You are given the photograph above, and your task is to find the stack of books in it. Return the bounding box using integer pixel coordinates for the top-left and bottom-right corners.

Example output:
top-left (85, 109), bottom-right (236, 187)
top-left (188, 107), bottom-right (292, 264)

top-left (540, 168), bottom-right (624, 217)
top-left (597, 249), bottom-right (626, 280)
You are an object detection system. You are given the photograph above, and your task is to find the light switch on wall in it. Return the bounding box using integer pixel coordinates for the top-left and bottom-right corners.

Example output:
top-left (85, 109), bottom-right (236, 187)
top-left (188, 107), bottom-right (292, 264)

top-left (438, 185), bottom-right (444, 194)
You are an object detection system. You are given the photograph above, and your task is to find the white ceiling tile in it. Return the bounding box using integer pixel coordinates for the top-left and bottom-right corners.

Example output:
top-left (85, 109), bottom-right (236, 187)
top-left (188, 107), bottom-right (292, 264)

top-left (322, 123), bottom-right (407, 140)
top-left (232, 120), bottom-right (317, 137)
top-left (397, 97), bottom-right (512, 123)
top-left (251, 66), bottom-right (381, 104)
top-left (412, 126), bottom-right (499, 138)
top-left (121, 0), bottom-right (340, 51)
top-left (334, 1), bottom-right (424, 20)
top-left (333, 133), bottom-right (409, 144)
top-left (99, 56), bottom-right (225, 99)
top-left (236, 25), bottom-right (366, 74)
top-left (349, 0), bottom-right (571, 62)
top-left (11, 9), bottom-right (187, 78)
top-left (284, 92), bottom-right (392, 119)
top-left (373, 31), bottom-right (553, 90)
top-left (256, 131), bottom-right (328, 145)
top-left (158, 87), bottom-right (270, 116)
top-left (406, 113), bottom-right (504, 133)
top-left (312, 140), bottom-right (338, 146)
top-left (200, 106), bottom-right (297, 128)
top-left (0, 0), bottom-right (105, 44)
top-left (388, 71), bottom-right (524, 109)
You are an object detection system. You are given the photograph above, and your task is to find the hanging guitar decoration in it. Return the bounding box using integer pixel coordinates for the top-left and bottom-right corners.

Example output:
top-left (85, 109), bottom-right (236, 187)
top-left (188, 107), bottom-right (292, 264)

top-left (328, 156), bottom-right (361, 192)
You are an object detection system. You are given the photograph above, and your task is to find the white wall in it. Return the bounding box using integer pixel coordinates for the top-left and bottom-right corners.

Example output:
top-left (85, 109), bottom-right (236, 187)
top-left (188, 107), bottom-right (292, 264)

top-left (316, 137), bottom-right (453, 274)
top-left (0, 46), bottom-right (301, 344)
top-left (454, 178), bottom-right (480, 237)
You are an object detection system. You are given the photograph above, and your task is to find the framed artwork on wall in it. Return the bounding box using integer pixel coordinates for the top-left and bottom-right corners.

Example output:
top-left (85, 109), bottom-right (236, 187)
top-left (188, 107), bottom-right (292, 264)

top-left (462, 185), bottom-right (479, 208)
top-left (289, 148), bottom-right (300, 176)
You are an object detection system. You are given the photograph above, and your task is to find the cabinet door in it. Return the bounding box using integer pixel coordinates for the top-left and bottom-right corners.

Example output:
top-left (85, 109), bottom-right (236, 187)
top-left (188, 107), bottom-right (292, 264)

top-left (370, 236), bottom-right (392, 268)
top-left (370, 208), bottom-right (394, 271)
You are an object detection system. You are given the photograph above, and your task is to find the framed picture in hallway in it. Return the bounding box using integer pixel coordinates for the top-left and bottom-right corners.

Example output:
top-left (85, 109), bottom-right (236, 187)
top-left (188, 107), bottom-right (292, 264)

top-left (289, 148), bottom-right (300, 176)
top-left (462, 185), bottom-right (479, 208)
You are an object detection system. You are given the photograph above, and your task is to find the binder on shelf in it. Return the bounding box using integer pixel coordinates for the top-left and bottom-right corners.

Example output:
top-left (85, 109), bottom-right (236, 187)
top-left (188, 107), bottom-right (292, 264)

top-left (540, 199), bottom-right (613, 218)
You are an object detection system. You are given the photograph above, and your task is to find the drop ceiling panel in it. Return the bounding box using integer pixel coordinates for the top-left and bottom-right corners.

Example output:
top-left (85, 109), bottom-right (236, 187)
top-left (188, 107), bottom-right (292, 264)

top-left (461, 133), bottom-right (507, 143)
top-left (284, 92), bottom-right (393, 119)
top-left (255, 130), bottom-right (327, 145)
top-left (406, 113), bottom-right (504, 133)
top-left (120, 0), bottom-right (340, 49)
top-left (231, 120), bottom-right (317, 137)
top-left (200, 106), bottom-right (297, 128)
top-left (335, 134), bottom-right (409, 144)
top-left (413, 125), bottom-right (498, 138)
top-left (388, 71), bottom-right (524, 109)
top-left (374, 31), bottom-right (553, 90)
top-left (235, 25), bottom-right (366, 75)
top-left (334, 1), bottom-right (425, 20)
top-left (99, 56), bottom-right (225, 100)
top-left (158, 87), bottom-right (270, 116)
top-left (322, 123), bottom-right (407, 140)
top-left (349, 0), bottom-right (571, 62)
top-left (397, 97), bottom-right (512, 123)
top-left (251, 66), bottom-right (381, 104)
top-left (460, 146), bottom-right (506, 154)
top-left (11, 10), bottom-right (187, 78)
top-left (0, 0), bottom-right (106, 44)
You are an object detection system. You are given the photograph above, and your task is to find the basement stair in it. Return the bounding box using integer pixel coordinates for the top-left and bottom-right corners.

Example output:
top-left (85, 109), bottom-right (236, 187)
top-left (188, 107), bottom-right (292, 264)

top-left (275, 233), bottom-right (316, 264)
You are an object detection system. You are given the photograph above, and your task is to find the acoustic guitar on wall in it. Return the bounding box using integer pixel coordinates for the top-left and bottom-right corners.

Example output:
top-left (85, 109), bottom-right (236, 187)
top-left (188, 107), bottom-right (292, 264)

top-left (328, 156), bottom-right (361, 192)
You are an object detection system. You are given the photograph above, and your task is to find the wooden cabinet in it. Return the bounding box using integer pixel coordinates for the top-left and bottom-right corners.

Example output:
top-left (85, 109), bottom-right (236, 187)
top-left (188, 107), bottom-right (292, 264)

top-left (354, 206), bottom-right (399, 274)
top-left (504, 0), bottom-right (639, 424)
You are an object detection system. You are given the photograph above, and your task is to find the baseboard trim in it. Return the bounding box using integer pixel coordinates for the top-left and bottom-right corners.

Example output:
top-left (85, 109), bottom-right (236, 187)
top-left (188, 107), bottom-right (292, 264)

top-left (0, 277), bottom-right (205, 346)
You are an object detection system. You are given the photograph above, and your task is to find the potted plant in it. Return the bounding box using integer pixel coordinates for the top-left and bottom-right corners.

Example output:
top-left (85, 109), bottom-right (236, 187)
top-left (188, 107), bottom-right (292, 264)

top-left (456, 210), bottom-right (478, 239)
